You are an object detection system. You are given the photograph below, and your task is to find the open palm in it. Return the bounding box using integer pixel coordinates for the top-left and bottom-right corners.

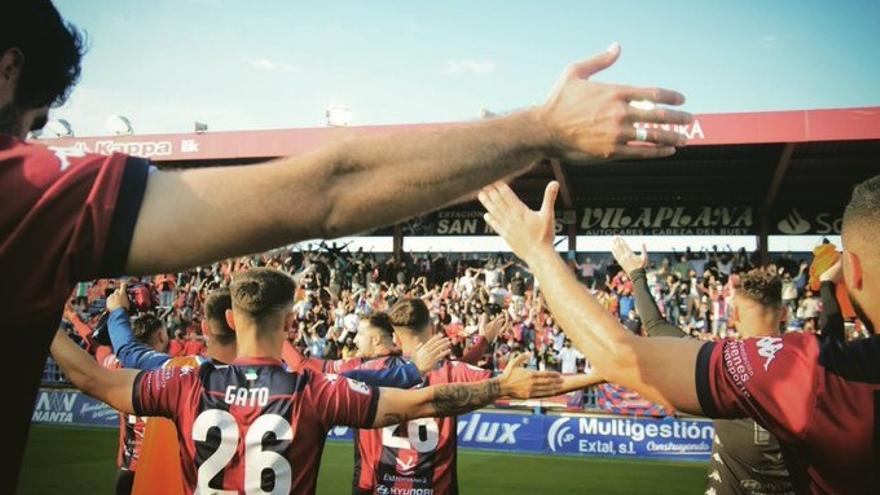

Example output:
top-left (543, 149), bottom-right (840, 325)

top-left (478, 181), bottom-right (558, 264)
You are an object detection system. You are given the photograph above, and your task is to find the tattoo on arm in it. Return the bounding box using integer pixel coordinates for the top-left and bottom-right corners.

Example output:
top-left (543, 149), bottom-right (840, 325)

top-left (379, 378), bottom-right (503, 426)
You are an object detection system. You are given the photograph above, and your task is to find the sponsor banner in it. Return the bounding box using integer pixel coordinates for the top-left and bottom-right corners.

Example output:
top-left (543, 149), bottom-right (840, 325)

top-left (545, 415), bottom-right (714, 461)
top-left (456, 412), bottom-right (544, 452)
top-left (32, 388), bottom-right (118, 427)
top-left (771, 206), bottom-right (843, 236)
top-left (326, 411), bottom-right (712, 462)
top-left (579, 206), bottom-right (756, 236)
top-left (367, 211), bottom-right (568, 237)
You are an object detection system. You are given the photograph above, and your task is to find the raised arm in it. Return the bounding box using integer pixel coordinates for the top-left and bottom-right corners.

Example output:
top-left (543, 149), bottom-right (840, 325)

top-left (106, 284), bottom-right (172, 370)
top-left (611, 237), bottom-right (688, 338)
top-left (818, 260), bottom-right (845, 342)
top-left (479, 182), bottom-right (704, 414)
top-left (124, 45), bottom-right (690, 275)
top-left (50, 330), bottom-right (138, 414)
top-left (371, 353), bottom-right (562, 427)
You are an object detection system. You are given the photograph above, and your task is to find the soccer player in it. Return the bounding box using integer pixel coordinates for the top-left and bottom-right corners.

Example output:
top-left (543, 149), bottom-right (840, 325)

top-left (98, 312), bottom-right (172, 495)
top-left (352, 297), bottom-right (602, 494)
top-left (611, 237), bottom-right (793, 495)
top-left (3, 2), bottom-right (690, 487)
top-left (49, 268), bottom-right (564, 494)
top-left (478, 176), bottom-right (880, 493)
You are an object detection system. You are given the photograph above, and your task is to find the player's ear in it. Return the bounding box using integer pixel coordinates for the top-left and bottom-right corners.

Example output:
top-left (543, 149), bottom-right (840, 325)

top-left (842, 250), bottom-right (863, 291)
top-left (201, 319), bottom-right (210, 339)
top-left (284, 312), bottom-right (296, 331)
top-left (225, 309), bottom-right (237, 332)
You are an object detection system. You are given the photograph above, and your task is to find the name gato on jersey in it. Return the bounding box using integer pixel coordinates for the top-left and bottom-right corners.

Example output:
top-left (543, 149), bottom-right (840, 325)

top-left (224, 386), bottom-right (270, 407)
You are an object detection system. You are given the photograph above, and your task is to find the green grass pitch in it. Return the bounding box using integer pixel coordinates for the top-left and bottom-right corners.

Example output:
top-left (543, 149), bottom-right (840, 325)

top-left (18, 425), bottom-right (708, 494)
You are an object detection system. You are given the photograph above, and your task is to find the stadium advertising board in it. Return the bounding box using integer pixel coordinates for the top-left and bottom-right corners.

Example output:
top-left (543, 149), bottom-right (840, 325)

top-left (364, 205), bottom-right (843, 237)
top-left (33, 389), bottom-right (713, 461)
top-left (32, 388), bottom-right (118, 427)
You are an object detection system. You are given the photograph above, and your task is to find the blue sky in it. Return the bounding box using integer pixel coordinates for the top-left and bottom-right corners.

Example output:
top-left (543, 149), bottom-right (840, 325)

top-left (53, 0), bottom-right (880, 137)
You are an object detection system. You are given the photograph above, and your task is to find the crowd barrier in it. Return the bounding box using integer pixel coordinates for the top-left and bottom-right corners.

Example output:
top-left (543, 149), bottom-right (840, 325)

top-left (33, 388), bottom-right (713, 462)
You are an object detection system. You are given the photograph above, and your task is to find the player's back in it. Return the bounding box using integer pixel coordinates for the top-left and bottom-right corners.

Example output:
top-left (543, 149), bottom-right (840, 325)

top-left (707, 418), bottom-right (793, 495)
top-left (354, 359), bottom-right (491, 495)
top-left (133, 357), bottom-right (378, 494)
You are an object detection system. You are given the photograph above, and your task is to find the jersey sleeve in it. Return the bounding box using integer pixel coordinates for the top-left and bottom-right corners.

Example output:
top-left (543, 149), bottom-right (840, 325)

top-left (342, 362), bottom-right (422, 388)
top-left (450, 361), bottom-right (492, 383)
top-left (108, 308), bottom-right (171, 370)
top-left (2, 140), bottom-right (150, 290)
top-left (695, 333), bottom-right (820, 443)
top-left (323, 357), bottom-right (365, 374)
top-left (306, 372), bottom-right (379, 430)
top-left (131, 365), bottom-right (200, 418)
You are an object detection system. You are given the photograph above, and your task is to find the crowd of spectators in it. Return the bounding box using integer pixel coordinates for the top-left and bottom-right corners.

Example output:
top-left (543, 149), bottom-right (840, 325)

top-left (54, 241), bottom-right (864, 386)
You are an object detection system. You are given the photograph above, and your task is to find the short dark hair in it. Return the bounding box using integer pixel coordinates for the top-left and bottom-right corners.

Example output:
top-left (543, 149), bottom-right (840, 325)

top-left (4, 1), bottom-right (86, 108)
top-left (364, 312), bottom-right (395, 342)
top-left (204, 288), bottom-right (235, 346)
top-left (843, 174), bottom-right (880, 236)
top-left (388, 298), bottom-right (431, 335)
top-left (735, 268), bottom-right (782, 308)
top-left (132, 314), bottom-right (164, 343)
top-left (230, 268), bottom-right (295, 320)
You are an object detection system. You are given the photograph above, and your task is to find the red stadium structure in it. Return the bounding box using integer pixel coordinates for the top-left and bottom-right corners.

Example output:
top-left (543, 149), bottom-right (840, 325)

top-left (42, 106), bottom-right (880, 262)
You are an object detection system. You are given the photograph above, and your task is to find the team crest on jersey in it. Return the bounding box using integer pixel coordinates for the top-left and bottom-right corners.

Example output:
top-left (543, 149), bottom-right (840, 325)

top-left (346, 378), bottom-right (371, 395)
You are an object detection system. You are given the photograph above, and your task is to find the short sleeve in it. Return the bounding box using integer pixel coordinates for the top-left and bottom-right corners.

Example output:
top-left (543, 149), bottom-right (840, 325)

top-left (695, 333), bottom-right (820, 443)
top-left (132, 365), bottom-right (200, 418)
top-left (1, 138), bottom-right (150, 316)
top-left (307, 372), bottom-right (379, 430)
top-left (323, 357), bottom-right (364, 374)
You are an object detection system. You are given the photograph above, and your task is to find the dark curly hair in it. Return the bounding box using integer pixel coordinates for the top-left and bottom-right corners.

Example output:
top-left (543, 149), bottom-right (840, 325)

top-left (132, 314), bottom-right (164, 343)
top-left (735, 268), bottom-right (782, 308)
top-left (3, 1), bottom-right (86, 109)
top-left (364, 312), bottom-right (395, 341)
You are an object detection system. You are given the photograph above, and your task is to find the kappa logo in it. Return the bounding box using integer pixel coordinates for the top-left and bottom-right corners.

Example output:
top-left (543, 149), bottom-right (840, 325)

top-left (396, 455), bottom-right (417, 476)
top-left (756, 337), bottom-right (784, 371)
top-left (346, 378), bottom-right (371, 395)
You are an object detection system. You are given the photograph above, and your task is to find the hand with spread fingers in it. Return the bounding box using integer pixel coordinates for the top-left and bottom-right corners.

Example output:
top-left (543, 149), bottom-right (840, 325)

top-left (611, 236), bottom-right (649, 275)
top-left (480, 313), bottom-right (509, 344)
top-left (411, 333), bottom-right (452, 375)
top-left (498, 352), bottom-right (563, 399)
top-left (479, 181), bottom-right (560, 265)
top-left (537, 42), bottom-right (692, 162)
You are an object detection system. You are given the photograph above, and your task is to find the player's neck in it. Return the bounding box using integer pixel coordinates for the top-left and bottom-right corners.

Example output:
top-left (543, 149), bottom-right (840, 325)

top-left (738, 311), bottom-right (782, 338)
top-left (235, 326), bottom-right (283, 361)
top-left (207, 343), bottom-right (237, 365)
top-left (397, 334), bottom-right (429, 356)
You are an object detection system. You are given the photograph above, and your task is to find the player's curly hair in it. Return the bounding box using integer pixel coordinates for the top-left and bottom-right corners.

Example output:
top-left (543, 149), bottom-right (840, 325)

top-left (230, 268), bottom-right (295, 319)
top-left (388, 298), bottom-right (431, 335)
top-left (735, 268), bottom-right (782, 308)
top-left (3, 1), bottom-right (86, 108)
top-left (132, 314), bottom-right (164, 343)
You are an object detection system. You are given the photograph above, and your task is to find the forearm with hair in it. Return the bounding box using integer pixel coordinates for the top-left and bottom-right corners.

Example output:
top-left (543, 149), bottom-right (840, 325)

top-left (559, 372), bottom-right (606, 394)
top-left (375, 378), bottom-right (502, 426)
top-left (630, 269), bottom-right (688, 338)
top-left (50, 330), bottom-right (138, 413)
top-left (526, 248), bottom-right (703, 414)
top-left (126, 112), bottom-right (548, 275)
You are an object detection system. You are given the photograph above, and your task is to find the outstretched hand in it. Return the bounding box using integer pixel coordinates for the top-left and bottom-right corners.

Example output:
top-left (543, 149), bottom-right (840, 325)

top-left (498, 352), bottom-right (563, 399)
top-left (611, 236), bottom-right (648, 275)
top-left (479, 181), bottom-right (559, 264)
top-left (537, 43), bottom-right (692, 162)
